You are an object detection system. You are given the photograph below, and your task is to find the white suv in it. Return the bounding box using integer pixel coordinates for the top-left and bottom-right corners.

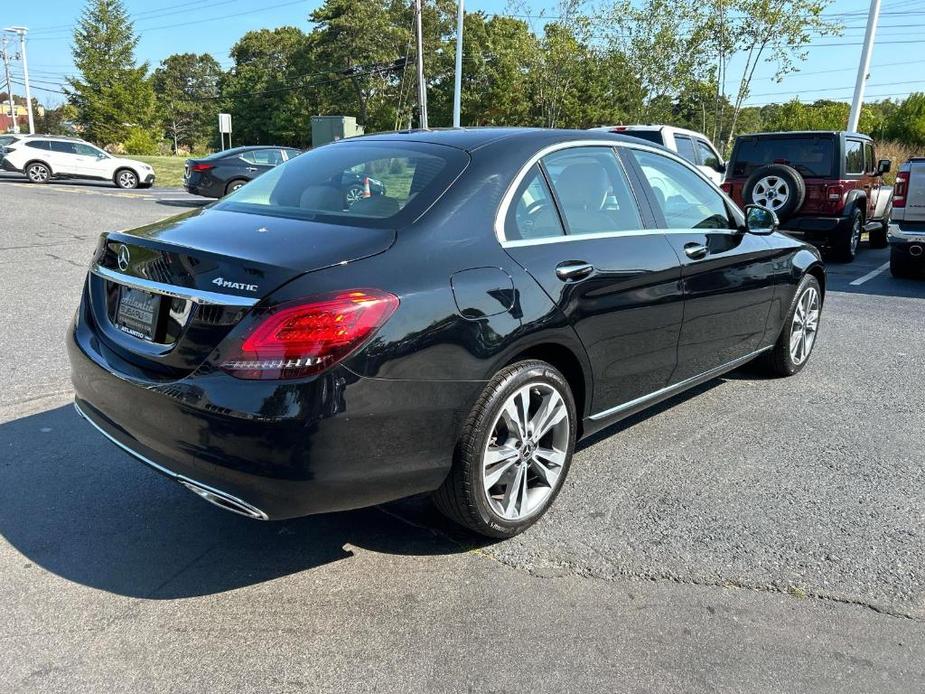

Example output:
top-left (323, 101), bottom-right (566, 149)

top-left (590, 125), bottom-right (727, 185)
top-left (0, 135), bottom-right (155, 189)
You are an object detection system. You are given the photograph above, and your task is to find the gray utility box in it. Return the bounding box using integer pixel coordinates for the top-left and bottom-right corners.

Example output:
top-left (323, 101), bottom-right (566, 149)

top-left (311, 116), bottom-right (364, 147)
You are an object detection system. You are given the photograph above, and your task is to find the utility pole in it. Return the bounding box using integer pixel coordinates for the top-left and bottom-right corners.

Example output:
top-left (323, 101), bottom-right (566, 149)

top-left (848, 0), bottom-right (881, 133)
top-left (414, 0), bottom-right (428, 129)
top-left (0, 36), bottom-right (18, 134)
top-left (5, 27), bottom-right (34, 135)
top-left (452, 0), bottom-right (464, 127)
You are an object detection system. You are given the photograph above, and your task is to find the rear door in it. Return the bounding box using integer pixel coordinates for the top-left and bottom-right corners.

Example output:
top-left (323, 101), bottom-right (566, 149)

top-left (622, 145), bottom-right (776, 380)
top-left (240, 148), bottom-right (284, 179)
top-left (499, 144), bottom-right (684, 414)
top-left (47, 141), bottom-right (82, 175)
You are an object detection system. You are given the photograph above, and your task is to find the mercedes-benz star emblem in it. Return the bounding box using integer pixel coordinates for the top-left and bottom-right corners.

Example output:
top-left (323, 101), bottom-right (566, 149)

top-left (117, 245), bottom-right (131, 272)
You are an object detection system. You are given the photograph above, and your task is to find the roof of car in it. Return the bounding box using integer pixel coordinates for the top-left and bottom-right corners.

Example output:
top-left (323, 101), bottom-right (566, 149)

top-left (338, 127), bottom-right (639, 153)
top-left (736, 130), bottom-right (871, 139)
top-left (589, 124), bottom-right (709, 138)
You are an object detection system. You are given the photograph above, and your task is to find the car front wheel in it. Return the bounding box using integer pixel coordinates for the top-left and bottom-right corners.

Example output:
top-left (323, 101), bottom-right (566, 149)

top-left (115, 169), bottom-right (139, 189)
top-left (761, 274), bottom-right (822, 377)
top-left (433, 360), bottom-right (577, 538)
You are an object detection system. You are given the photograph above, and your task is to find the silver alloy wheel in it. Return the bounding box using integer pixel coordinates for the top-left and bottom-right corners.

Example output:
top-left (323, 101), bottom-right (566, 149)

top-left (118, 170), bottom-right (138, 189)
top-left (482, 382), bottom-right (570, 521)
top-left (789, 285), bottom-right (820, 366)
top-left (229, 181), bottom-right (244, 193)
top-left (28, 164), bottom-right (48, 182)
top-left (752, 176), bottom-right (790, 212)
top-left (345, 185), bottom-right (363, 207)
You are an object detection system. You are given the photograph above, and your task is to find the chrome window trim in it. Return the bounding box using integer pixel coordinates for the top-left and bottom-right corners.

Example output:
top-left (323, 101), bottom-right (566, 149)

top-left (588, 345), bottom-right (773, 421)
top-left (494, 139), bottom-right (735, 248)
top-left (90, 263), bottom-right (259, 307)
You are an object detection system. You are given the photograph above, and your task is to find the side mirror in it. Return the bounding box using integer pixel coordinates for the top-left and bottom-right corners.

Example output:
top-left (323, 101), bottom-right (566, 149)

top-left (877, 159), bottom-right (891, 175)
top-left (716, 161), bottom-right (727, 174)
top-left (744, 204), bottom-right (778, 235)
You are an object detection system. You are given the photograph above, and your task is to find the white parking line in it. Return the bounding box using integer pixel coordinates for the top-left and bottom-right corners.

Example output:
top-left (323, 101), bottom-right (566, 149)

top-left (850, 261), bottom-right (891, 286)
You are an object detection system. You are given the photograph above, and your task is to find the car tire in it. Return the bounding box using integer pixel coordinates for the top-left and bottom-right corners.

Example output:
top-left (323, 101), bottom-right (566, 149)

top-left (834, 207), bottom-right (863, 262)
top-left (868, 213), bottom-right (889, 249)
top-left (345, 184), bottom-right (364, 208)
top-left (115, 168), bottom-right (139, 189)
top-left (890, 249), bottom-right (917, 278)
top-left (432, 360), bottom-right (577, 538)
top-left (743, 164), bottom-right (805, 222)
top-left (225, 179), bottom-right (247, 196)
top-left (25, 162), bottom-right (50, 184)
top-left (760, 273), bottom-right (822, 378)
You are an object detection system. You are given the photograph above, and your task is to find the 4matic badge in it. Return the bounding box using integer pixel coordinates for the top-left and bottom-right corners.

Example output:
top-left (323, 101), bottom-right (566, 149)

top-left (212, 277), bottom-right (259, 292)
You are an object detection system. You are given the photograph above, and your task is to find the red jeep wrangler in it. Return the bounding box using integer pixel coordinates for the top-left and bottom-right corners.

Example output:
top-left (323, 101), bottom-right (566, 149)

top-left (722, 131), bottom-right (893, 262)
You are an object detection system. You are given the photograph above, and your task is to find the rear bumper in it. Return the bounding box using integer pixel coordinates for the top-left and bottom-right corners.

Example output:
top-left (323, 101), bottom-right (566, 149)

top-left (888, 222), bottom-right (925, 259)
top-left (67, 311), bottom-right (478, 520)
top-left (1, 157), bottom-right (19, 173)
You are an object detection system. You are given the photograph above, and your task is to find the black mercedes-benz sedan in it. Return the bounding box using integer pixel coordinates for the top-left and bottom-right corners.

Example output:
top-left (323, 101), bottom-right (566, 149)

top-left (69, 128), bottom-right (825, 538)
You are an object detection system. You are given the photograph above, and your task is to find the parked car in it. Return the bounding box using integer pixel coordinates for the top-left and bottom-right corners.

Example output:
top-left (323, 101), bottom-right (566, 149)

top-left (888, 157), bottom-right (925, 278)
top-left (184, 146), bottom-right (303, 198)
top-left (0, 134), bottom-right (155, 188)
top-left (68, 128), bottom-right (825, 538)
top-left (721, 131), bottom-right (892, 262)
top-left (591, 124), bottom-right (727, 184)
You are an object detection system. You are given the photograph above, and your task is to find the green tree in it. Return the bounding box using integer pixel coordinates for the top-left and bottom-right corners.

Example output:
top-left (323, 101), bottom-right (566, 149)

top-left (66, 0), bottom-right (158, 146)
top-left (885, 93), bottom-right (925, 146)
top-left (153, 53), bottom-right (223, 154)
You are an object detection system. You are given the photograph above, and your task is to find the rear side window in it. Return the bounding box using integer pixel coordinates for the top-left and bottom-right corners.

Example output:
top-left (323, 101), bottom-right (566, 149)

top-left (732, 136), bottom-right (835, 178)
top-left (845, 140), bottom-right (864, 175)
top-left (215, 141), bottom-right (468, 227)
top-left (674, 136), bottom-right (697, 163)
top-left (505, 165), bottom-right (565, 241)
top-left (49, 141), bottom-right (78, 154)
top-left (629, 149), bottom-right (732, 230)
top-left (543, 146), bottom-right (642, 235)
top-left (26, 140), bottom-right (50, 150)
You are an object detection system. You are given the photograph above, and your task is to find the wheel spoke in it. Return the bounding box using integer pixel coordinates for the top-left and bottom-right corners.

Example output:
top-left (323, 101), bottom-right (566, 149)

top-left (484, 445), bottom-right (519, 488)
top-left (530, 391), bottom-right (566, 441)
top-left (502, 464), bottom-right (525, 518)
top-left (531, 447), bottom-right (565, 488)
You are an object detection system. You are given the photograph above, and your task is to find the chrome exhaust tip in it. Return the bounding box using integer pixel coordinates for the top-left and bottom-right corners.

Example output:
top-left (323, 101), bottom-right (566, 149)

top-left (910, 244), bottom-right (923, 257)
top-left (178, 479), bottom-right (269, 520)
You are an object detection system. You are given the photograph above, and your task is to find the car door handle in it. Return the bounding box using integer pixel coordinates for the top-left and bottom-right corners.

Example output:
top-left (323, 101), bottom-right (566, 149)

top-left (555, 261), bottom-right (594, 281)
top-left (684, 243), bottom-right (709, 260)
top-left (245, 166), bottom-right (259, 172)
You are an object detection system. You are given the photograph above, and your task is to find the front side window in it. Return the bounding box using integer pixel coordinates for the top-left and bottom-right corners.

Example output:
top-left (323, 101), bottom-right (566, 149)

top-left (696, 140), bottom-right (721, 171)
top-left (215, 141), bottom-right (468, 227)
top-left (845, 140), bottom-right (864, 175)
top-left (864, 142), bottom-right (875, 174)
top-left (505, 165), bottom-right (565, 241)
top-left (629, 149), bottom-right (732, 230)
top-left (241, 149), bottom-right (283, 166)
top-left (674, 136), bottom-right (697, 163)
top-left (542, 147), bottom-right (642, 235)
top-left (75, 143), bottom-right (104, 157)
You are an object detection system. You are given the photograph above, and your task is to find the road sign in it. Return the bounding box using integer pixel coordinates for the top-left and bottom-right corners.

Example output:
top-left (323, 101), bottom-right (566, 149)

top-left (218, 113), bottom-right (232, 134)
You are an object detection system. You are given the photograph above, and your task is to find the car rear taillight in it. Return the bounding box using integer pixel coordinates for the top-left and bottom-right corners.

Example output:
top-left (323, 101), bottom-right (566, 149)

top-left (609, 126), bottom-right (628, 133)
top-left (894, 172), bottom-right (909, 208)
top-left (720, 182), bottom-right (733, 195)
top-left (220, 289), bottom-right (399, 380)
top-left (825, 185), bottom-right (844, 201)
top-left (190, 162), bottom-right (214, 172)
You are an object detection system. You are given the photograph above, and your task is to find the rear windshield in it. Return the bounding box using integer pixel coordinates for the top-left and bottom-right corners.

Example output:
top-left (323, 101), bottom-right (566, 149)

top-left (620, 130), bottom-right (665, 146)
top-left (214, 141), bottom-right (468, 228)
top-left (732, 136), bottom-right (835, 178)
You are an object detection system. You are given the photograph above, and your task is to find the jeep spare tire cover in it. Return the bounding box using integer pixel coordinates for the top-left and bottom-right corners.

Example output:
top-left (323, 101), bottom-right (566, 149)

top-left (743, 164), bottom-right (806, 222)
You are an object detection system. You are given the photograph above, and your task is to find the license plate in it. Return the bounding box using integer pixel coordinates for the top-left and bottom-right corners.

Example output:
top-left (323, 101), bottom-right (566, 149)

top-left (115, 287), bottom-right (161, 341)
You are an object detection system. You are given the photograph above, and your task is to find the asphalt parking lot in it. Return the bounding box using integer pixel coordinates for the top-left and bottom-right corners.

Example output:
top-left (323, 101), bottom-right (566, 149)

top-left (2, 172), bottom-right (925, 693)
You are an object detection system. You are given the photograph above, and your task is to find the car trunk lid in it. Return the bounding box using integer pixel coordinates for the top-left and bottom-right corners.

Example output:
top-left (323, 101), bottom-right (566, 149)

top-left (86, 207), bottom-right (396, 376)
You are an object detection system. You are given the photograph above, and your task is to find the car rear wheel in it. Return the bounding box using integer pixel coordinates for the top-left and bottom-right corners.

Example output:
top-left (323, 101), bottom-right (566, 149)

top-left (868, 213), bottom-right (889, 249)
top-left (433, 360), bottom-right (577, 538)
top-left (225, 179), bottom-right (247, 195)
top-left (115, 169), bottom-right (139, 189)
top-left (760, 274), bottom-right (822, 377)
top-left (834, 208), bottom-right (863, 262)
top-left (26, 162), bottom-right (50, 184)
top-left (345, 184), bottom-right (364, 208)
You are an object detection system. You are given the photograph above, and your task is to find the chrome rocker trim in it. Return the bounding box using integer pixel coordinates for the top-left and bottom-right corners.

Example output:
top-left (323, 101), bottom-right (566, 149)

top-left (73, 400), bottom-right (269, 520)
top-left (90, 263), bottom-right (259, 308)
top-left (589, 346), bottom-right (773, 422)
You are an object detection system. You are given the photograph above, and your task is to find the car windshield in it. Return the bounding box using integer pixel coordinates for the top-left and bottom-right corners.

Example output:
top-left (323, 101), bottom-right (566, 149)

top-left (214, 141), bottom-right (469, 228)
top-left (732, 136), bottom-right (835, 178)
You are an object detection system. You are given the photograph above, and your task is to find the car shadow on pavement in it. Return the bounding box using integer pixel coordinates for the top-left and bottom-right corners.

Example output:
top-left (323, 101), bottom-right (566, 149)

top-left (0, 404), bottom-right (484, 600)
top-left (155, 199), bottom-right (211, 209)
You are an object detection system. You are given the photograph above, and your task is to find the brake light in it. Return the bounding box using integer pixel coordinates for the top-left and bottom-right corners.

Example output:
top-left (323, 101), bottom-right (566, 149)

top-left (720, 182), bottom-right (733, 194)
top-left (825, 185), bottom-right (844, 201)
top-left (609, 126), bottom-right (627, 132)
top-left (190, 162), bottom-right (214, 172)
top-left (220, 289), bottom-right (399, 380)
top-left (894, 172), bottom-right (909, 208)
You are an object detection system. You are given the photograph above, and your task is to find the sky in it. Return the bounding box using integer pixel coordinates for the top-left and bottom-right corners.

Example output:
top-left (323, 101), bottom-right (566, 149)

top-left (3, 0), bottom-right (924, 113)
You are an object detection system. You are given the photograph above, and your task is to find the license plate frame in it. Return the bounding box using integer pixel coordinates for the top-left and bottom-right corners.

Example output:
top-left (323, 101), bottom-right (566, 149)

top-left (115, 286), bottom-right (162, 341)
